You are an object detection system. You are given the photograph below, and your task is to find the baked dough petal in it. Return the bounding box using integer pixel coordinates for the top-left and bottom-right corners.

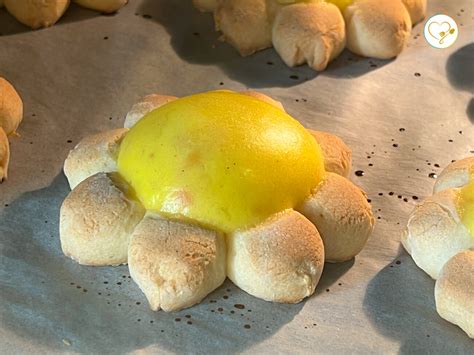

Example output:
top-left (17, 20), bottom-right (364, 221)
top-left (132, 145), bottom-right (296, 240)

top-left (434, 157), bottom-right (474, 194)
top-left (297, 172), bottom-right (374, 263)
top-left (227, 209), bottom-right (325, 303)
top-left (60, 172), bottom-right (145, 266)
top-left (402, 189), bottom-right (474, 279)
top-left (128, 213), bottom-right (226, 312)
top-left (124, 94), bottom-right (178, 129)
top-left (74, 0), bottom-right (128, 14)
top-left (4, 0), bottom-right (70, 29)
top-left (435, 250), bottom-right (474, 338)
top-left (64, 128), bottom-right (128, 189)
top-left (272, 2), bottom-right (346, 71)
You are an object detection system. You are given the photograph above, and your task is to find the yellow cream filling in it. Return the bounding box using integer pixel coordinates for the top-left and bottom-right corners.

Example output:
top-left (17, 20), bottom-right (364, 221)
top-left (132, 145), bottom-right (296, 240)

top-left (457, 178), bottom-right (474, 237)
top-left (117, 91), bottom-right (325, 233)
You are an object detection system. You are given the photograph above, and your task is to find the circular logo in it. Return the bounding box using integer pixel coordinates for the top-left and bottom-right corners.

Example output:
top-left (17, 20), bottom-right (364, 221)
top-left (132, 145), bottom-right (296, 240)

top-left (424, 14), bottom-right (459, 49)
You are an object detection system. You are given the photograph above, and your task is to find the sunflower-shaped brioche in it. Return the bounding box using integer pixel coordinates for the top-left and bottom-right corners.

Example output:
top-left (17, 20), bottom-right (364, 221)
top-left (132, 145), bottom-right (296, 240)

top-left (61, 90), bottom-right (374, 311)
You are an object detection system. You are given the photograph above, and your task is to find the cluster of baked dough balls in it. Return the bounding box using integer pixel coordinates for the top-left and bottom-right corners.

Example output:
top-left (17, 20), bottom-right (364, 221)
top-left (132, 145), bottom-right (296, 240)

top-left (0, 0), bottom-right (128, 29)
top-left (60, 91), bottom-right (375, 311)
top-left (0, 77), bottom-right (23, 182)
top-left (193, 0), bottom-right (427, 70)
top-left (402, 157), bottom-right (474, 338)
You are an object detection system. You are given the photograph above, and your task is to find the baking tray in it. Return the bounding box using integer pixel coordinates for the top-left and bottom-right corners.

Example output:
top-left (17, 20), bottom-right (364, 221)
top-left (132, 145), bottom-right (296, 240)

top-left (0, 0), bottom-right (473, 353)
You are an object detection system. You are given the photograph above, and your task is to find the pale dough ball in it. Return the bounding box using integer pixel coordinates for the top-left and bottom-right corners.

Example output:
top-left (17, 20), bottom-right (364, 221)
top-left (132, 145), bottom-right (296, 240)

top-left (272, 2), bottom-right (346, 71)
top-left (214, 0), bottom-right (274, 56)
top-left (193, 0), bottom-right (218, 12)
top-left (435, 250), bottom-right (474, 338)
top-left (434, 157), bottom-right (474, 194)
top-left (344, 0), bottom-right (412, 59)
top-left (128, 213), bottom-right (226, 312)
top-left (4, 0), bottom-right (70, 29)
top-left (297, 172), bottom-right (374, 262)
top-left (60, 172), bottom-right (145, 266)
top-left (0, 127), bottom-right (9, 182)
top-left (74, 0), bottom-right (128, 14)
top-left (227, 209), bottom-right (325, 303)
top-left (401, 0), bottom-right (427, 25)
top-left (239, 90), bottom-right (285, 112)
top-left (402, 189), bottom-right (474, 279)
top-left (63, 128), bottom-right (128, 189)
top-left (0, 77), bottom-right (23, 136)
top-left (308, 129), bottom-right (352, 178)
top-left (124, 94), bottom-right (177, 129)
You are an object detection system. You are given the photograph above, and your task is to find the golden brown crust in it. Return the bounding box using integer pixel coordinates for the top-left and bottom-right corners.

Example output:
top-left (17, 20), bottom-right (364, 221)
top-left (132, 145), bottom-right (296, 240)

top-left (344, 0), bottom-right (412, 59)
top-left (124, 94), bottom-right (177, 129)
top-left (227, 209), bottom-right (325, 303)
top-left (4, 0), bottom-right (70, 29)
top-left (308, 129), bottom-right (352, 177)
top-left (435, 250), bottom-right (474, 338)
top-left (272, 2), bottom-right (346, 71)
top-left (214, 0), bottom-right (274, 56)
top-left (74, 0), bottom-right (128, 13)
top-left (128, 213), bottom-right (226, 312)
top-left (297, 172), bottom-right (374, 263)
top-left (403, 189), bottom-right (474, 279)
top-left (63, 128), bottom-right (128, 189)
top-left (60, 172), bottom-right (145, 266)
top-left (0, 127), bottom-right (10, 182)
top-left (434, 157), bottom-right (474, 194)
top-left (401, 0), bottom-right (427, 25)
top-left (0, 77), bottom-right (23, 136)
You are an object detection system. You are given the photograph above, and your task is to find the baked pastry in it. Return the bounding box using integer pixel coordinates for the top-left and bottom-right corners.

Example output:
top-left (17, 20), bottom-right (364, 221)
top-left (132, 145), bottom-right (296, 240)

top-left (434, 156), bottom-right (474, 194)
top-left (124, 94), bottom-right (177, 129)
top-left (197, 0), bottom-right (426, 69)
top-left (402, 187), bottom-right (473, 279)
top-left (74, 0), bottom-right (128, 13)
top-left (401, 0), bottom-right (427, 24)
top-left (0, 77), bottom-right (23, 136)
top-left (0, 127), bottom-right (9, 182)
top-left (3, 0), bottom-right (127, 29)
top-left (4, 0), bottom-right (70, 29)
top-left (272, 1), bottom-right (346, 71)
top-left (403, 158), bottom-right (473, 338)
top-left (344, 0), bottom-right (412, 59)
top-left (60, 172), bottom-right (145, 265)
top-left (0, 78), bottom-right (23, 181)
top-left (435, 250), bottom-right (474, 339)
top-left (63, 128), bottom-right (128, 189)
top-left (61, 90), bottom-right (375, 311)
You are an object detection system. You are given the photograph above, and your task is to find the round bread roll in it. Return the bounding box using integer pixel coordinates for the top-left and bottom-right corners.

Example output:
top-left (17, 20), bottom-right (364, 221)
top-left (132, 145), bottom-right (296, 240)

top-left (435, 250), bottom-right (474, 338)
top-left (214, 0), bottom-right (274, 56)
top-left (272, 2), bottom-right (346, 71)
top-left (60, 172), bottom-right (145, 266)
top-left (239, 90), bottom-right (285, 112)
top-left (63, 128), bottom-right (128, 189)
top-left (4, 0), bottom-right (70, 29)
top-left (308, 129), bottom-right (352, 178)
top-left (227, 209), bottom-right (324, 303)
top-left (344, 0), bottom-right (412, 59)
top-left (0, 127), bottom-right (10, 182)
top-left (124, 94), bottom-right (177, 129)
top-left (401, 0), bottom-right (427, 25)
top-left (128, 213), bottom-right (226, 312)
top-left (74, 0), bottom-right (128, 13)
top-left (297, 172), bottom-right (374, 262)
top-left (402, 189), bottom-right (474, 279)
top-left (434, 157), bottom-right (474, 194)
top-left (193, 0), bottom-right (218, 12)
top-left (0, 77), bottom-right (23, 136)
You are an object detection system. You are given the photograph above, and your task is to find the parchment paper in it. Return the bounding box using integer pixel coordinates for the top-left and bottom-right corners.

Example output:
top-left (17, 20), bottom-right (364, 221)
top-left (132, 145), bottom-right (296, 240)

top-left (1, 0), bottom-right (473, 353)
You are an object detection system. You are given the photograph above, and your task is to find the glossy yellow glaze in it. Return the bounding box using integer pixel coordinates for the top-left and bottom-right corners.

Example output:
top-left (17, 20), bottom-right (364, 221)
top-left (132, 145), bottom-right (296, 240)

top-left (117, 91), bottom-right (325, 233)
top-left (457, 179), bottom-right (474, 237)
